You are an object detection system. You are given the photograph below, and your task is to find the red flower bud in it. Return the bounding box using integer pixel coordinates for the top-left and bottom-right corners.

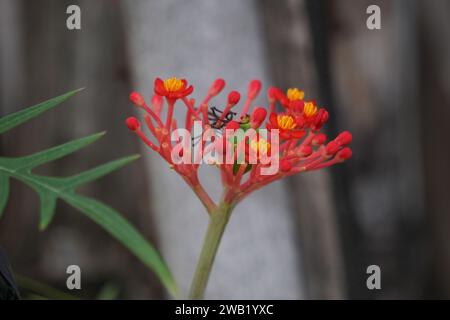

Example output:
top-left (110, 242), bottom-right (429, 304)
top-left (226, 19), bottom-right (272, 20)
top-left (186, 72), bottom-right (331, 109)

top-left (335, 131), bottom-right (352, 146)
top-left (312, 109), bottom-right (329, 130)
top-left (336, 147), bottom-right (352, 162)
top-left (299, 145), bottom-right (313, 157)
top-left (130, 92), bottom-right (145, 107)
top-left (248, 80), bottom-right (262, 99)
top-left (126, 117), bottom-right (140, 131)
top-left (208, 78), bottom-right (225, 97)
top-left (228, 91), bottom-right (241, 105)
top-left (312, 133), bottom-right (327, 146)
top-left (280, 159), bottom-right (293, 172)
top-left (225, 120), bottom-right (241, 130)
top-left (250, 107), bottom-right (267, 128)
top-left (268, 87), bottom-right (282, 103)
top-left (325, 141), bottom-right (340, 155)
top-left (151, 94), bottom-right (163, 114)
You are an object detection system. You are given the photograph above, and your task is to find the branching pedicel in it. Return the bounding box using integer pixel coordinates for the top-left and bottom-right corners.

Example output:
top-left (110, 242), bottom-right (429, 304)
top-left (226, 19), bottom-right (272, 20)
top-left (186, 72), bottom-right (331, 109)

top-left (126, 77), bottom-right (352, 299)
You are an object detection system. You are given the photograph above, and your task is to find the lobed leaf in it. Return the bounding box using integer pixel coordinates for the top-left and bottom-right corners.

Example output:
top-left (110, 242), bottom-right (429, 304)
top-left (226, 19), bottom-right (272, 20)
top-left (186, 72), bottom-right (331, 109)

top-left (0, 142), bottom-right (178, 297)
top-left (0, 89), bottom-right (178, 297)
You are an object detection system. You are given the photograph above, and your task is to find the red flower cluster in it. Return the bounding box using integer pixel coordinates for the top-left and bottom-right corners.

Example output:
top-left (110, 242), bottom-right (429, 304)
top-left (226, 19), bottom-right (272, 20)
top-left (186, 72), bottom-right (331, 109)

top-left (126, 77), bottom-right (352, 210)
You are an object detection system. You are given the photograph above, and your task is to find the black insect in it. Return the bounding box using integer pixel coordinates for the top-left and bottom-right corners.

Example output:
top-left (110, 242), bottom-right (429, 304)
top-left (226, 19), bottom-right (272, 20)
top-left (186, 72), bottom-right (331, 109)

top-left (190, 106), bottom-right (238, 147)
top-left (208, 106), bottom-right (237, 129)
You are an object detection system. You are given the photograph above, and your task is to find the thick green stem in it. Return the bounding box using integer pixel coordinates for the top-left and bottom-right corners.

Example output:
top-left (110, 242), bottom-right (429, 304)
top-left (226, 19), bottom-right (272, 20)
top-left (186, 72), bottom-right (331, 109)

top-left (189, 201), bottom-right (233, 299)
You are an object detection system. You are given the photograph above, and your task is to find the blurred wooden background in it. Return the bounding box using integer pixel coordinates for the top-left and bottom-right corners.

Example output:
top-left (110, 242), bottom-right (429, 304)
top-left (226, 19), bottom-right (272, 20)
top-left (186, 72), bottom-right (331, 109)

top-left (1, 0), bottom-right (449, 299)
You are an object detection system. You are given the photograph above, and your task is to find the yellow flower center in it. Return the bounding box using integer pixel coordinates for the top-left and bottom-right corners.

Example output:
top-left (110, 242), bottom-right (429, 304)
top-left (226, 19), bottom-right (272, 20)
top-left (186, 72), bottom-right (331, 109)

top-left (287, 88), bottom-right (305, 101)
top-left (304, 101), bottom-right (317, 117)
top-left (163, 77), bottom-right (184, 92)
top-left (277, 115), bottom-right (297, 130)
top-left (250, 138), bottom-right (270, 155)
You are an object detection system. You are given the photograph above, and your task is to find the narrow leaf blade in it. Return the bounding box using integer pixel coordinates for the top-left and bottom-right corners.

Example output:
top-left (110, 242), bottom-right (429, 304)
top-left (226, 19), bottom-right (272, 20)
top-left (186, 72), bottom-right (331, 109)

top-left (0, 89), bottom-right (83, 134)
top-left (38, 191), bottom-right (57, 230)
top-left (64, 194), bottom-right (178, 297)
top-left (0, 174), bottom-right (10, 217)
top-left (64, 155), bottom-right (141, 190)
top-left (13, 132), bottom-right (105, 171)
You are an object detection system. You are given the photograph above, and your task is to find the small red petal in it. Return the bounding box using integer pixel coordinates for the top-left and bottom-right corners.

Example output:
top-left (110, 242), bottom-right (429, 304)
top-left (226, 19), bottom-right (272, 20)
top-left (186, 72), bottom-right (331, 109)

top-left (269, 112), bottom-right (278, 128)
top-left (309, 109), bottom-right (328, 130)
top-left (294, 115), bottom-right (306, 127)
top-left (291, 130), bottom-right (306, 139)
top-left (280, 130), bottom-right (291, 140)
top-left (184, 85), bottom-right (194, 96)
top-left (154, 78), bottom-right (167, 96)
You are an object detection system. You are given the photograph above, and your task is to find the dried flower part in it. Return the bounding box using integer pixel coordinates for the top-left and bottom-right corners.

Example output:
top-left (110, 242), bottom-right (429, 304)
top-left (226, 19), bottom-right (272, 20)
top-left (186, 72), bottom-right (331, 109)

top-left (125, 77), bottom-right (352, 208)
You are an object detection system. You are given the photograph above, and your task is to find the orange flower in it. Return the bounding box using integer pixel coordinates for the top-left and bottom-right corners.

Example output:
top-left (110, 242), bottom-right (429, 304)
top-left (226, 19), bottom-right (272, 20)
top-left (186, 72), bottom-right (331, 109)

top-left (286, 88), bottom-right (305, 102)
top-left (268, 112), bottom-right (305, 140)
top-left (303, 101), bottom-right (318, 117)
top-left (154, 77), bottom-right (193, 99)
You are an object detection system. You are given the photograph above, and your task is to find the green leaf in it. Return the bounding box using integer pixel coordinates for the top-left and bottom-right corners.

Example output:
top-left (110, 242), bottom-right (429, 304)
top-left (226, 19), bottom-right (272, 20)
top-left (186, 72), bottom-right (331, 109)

top-left (64, 155), bottom-right (140, 190)
top-left (15, 274), bottom-right (80, 300)
top-left (0, 88), bottom-right (84, 134)
top-left (64, 194), bottom-right (177, 297)
top-left (96, 282), bottom-right (120, 300)
top-left (0, 90), bottom-right (178, 297)
top-left (37, 191), bottom-right (57, 230)
top-left (11, 132), bottom-right (105, 171)
top-left (0, 135), bottom-right (178, 297)
top-left (0, 173), bottom-right (9, 217)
